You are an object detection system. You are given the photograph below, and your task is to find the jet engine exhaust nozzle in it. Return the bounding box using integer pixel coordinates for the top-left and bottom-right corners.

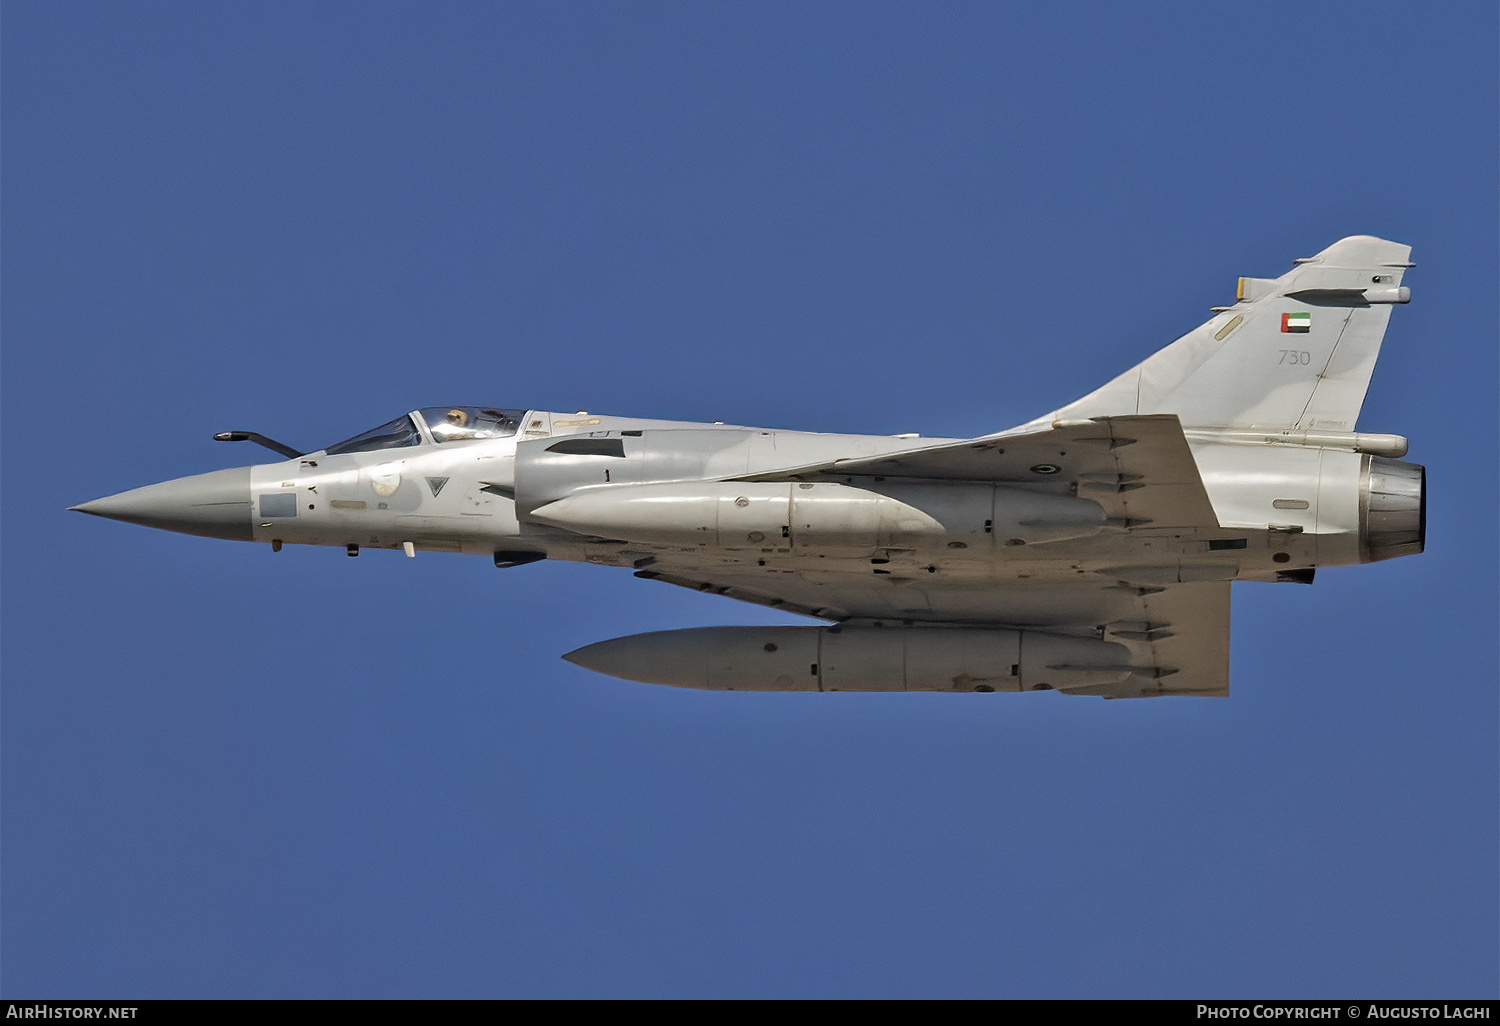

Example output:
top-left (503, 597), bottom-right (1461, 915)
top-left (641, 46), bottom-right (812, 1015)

top-left (1359, 456), bottom-right (1425, 563)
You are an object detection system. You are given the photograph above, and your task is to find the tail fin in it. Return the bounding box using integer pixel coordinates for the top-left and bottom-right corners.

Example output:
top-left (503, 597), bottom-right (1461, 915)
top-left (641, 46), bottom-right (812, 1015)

top-left (1032, 236), bottom-right (1412, 432)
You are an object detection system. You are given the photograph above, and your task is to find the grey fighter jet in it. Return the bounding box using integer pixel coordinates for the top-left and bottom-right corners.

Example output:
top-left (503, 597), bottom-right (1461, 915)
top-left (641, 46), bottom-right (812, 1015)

top-left (73, 236), bottom-right (1423, 697)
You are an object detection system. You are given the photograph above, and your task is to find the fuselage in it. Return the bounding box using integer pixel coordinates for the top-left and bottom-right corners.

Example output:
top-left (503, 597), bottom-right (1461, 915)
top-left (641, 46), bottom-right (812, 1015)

top-left (94, 406), bottom-right (1416, 596)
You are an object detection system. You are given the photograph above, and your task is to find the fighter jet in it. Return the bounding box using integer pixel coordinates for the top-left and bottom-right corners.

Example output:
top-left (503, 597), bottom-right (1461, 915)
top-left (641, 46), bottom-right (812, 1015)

top-left (73, 236), bottom-right (1423, 697)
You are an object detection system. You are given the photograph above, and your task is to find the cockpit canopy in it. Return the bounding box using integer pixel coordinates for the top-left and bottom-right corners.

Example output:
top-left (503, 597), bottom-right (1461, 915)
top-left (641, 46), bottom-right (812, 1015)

top-left (324, 407), bottom-right (527, 456)
top-left (420, 406), bottom-right (525, 444)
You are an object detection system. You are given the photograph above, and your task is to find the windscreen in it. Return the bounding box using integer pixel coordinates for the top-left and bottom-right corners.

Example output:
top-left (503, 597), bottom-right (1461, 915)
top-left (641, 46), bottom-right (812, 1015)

top-left (420, 407), bottom-right (526, 443)
top-left (323, 414), bottom-right (424, 456)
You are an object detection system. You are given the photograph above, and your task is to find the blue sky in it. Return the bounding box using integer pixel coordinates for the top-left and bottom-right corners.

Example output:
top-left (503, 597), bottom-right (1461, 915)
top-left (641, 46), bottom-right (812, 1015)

top-left (4, 1), bottom-right (1496, 998)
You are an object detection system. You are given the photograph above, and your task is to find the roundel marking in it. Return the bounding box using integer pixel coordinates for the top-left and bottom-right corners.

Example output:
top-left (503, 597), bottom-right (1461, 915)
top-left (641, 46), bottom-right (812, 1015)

top-left (1030, 463), bottom-right (1062, 475)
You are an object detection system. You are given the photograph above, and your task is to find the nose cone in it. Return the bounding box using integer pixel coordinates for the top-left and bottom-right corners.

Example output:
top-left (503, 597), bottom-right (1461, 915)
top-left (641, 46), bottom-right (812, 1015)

top-left (71, 466), bottom-right (254, 541)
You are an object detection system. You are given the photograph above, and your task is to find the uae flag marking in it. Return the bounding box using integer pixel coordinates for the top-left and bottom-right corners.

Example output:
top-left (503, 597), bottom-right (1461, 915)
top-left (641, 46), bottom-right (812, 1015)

top-left (1281, 312), bottom-right (1311, 333)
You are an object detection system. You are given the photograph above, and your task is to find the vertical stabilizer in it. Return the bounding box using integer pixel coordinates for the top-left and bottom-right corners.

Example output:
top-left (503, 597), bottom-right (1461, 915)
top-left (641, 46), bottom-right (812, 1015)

top-left (1026, 236), bottom-right (1412, 432)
